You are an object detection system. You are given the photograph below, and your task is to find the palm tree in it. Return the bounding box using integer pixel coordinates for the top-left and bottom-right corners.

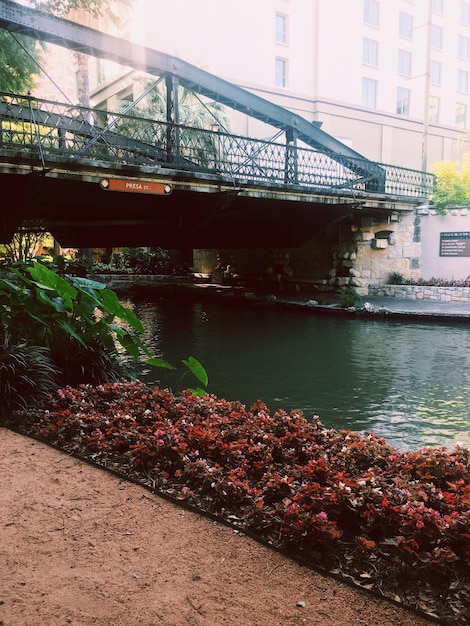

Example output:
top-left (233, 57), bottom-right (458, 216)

top-left (115, 72), bottom-right (231, 169)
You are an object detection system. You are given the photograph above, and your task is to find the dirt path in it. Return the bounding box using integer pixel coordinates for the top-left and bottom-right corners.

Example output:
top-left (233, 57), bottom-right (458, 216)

top-left (0, 427), bottom-right (435, 626)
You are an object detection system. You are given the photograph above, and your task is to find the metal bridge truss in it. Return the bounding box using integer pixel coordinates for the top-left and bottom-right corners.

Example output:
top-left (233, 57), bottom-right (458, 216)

top-left (0, 93), bottom-right (433, 200)
top-left (0, 0), bottom-right (433, 202)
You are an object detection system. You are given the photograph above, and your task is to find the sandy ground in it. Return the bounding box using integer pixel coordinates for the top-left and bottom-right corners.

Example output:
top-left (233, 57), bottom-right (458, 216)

top-left (0, 427), bottom-right (436, 626)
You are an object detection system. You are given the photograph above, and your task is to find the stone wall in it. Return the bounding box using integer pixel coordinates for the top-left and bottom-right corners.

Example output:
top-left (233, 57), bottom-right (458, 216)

top-left (368, 284), bottom-right (470, 303)
top-left (325, 208), bottom-right (421, 295)
top-left (193, 206), bottom-right (424, 296)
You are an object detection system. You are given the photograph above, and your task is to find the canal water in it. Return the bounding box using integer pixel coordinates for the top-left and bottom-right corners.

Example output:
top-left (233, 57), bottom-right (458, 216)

top-left (120, 292), bottom-right (470, 452)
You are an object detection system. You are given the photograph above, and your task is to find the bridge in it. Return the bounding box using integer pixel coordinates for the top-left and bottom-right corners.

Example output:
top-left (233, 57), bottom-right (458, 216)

top-left (0, 0), bottom-right (434, 249)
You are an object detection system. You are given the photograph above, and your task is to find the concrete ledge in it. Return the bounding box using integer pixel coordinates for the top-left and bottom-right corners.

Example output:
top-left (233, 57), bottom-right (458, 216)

top-left (369, 284), bottom-right (470, 303)
top-left (89, 274), bottom-right (192, 289)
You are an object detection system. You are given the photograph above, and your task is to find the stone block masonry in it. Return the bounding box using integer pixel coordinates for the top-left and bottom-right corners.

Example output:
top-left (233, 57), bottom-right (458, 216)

top-left (328, 208), bottom-right (421, 296)
top-left (368, 284), bottom-right (470, 303)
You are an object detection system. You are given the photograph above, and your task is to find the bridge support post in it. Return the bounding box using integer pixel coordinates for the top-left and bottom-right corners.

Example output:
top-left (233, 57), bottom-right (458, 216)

top-left (285, 128), bottom-right (298, 185)
top-left (165, 74), bottom-right (180, 164)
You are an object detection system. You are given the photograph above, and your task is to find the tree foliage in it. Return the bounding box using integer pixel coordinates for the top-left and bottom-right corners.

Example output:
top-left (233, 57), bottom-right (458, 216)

top-left (0, 230), bottom-right (47, 263)
top-left (0, 31), bottom-right (41, 94)
top-left (431, 152), bottom-right (470, 213)
top-left (39, 0), bottom-right (109, 18)
top-left (0, 0), bottom-right (133, 94)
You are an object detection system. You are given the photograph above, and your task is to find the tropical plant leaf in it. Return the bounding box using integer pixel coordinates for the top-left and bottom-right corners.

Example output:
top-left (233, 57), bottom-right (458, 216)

top-left (27, 262), bottom-right (77, 303)
top-left (98, 289), bottom-right (145, 333)
top-left (116, 333), bottom-right (141, 357)
top-left (0, 277), bottom-right (30, 295)
top-left (36, 290), bottom-right (67, 313)
top-left (186, 386), bottom-right (207, 397)
top-left (56, 319), bottom-right (87, 347)
top-left (182, 356), bottom-right (208, 387)
top-left (69, 276), bottom-right (106, 291)
top-left (146, 357), bottom-right (176, 370)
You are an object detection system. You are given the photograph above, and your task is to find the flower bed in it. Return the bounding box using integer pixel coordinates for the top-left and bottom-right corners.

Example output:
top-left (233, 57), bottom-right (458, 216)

top-left (7, 381), bottom-right (469, 625)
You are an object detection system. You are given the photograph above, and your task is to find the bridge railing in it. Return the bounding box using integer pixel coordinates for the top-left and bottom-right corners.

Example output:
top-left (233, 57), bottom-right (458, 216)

top-left (0, 92), bottom-right (434, 199)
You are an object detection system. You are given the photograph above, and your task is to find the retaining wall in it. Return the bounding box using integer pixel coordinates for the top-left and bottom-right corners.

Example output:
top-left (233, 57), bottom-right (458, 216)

top-left (90, 274), bottom-right (192, 289)
top-left (368, 284), bottom-right (470, 303)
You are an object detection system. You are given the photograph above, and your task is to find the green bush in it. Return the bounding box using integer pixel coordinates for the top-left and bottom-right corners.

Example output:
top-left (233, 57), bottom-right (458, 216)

top-left (338, 285), bottom-right (362, 308)
top-left (386, 271), bottom-right (405, 285)
top-left (92, 247), bottom-right (190, 276)
top-left (0, 261), bottom-right (146, 386)
top-left (0, 334), bottom-right (58, 416)
top-left (0, 261), bottom-right (208, 394)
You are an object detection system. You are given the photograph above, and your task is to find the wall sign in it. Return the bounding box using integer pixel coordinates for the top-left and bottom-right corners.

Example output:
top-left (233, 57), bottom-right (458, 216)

top-left (439, 232), bottom-right (470, 257)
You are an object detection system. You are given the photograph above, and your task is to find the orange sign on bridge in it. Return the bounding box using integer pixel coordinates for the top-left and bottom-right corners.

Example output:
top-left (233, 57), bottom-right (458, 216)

top-left (100, 179), bottom-right (172, 195)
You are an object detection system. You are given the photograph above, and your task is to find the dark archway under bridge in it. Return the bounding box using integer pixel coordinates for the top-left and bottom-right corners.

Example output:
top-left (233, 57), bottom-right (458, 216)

top-left (2, 169), bottom-right (388, 249)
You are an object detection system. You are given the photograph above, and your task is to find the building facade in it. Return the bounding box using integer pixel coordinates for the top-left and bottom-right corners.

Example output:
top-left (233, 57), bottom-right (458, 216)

top-left (88, 0), bottom-right (470, 173)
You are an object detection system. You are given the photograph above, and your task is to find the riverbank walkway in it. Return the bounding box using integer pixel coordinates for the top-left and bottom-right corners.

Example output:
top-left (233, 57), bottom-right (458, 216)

top-left (357, 295), bottom-right (470, 320)
top-left (187, 282), bottom-right (470, 321)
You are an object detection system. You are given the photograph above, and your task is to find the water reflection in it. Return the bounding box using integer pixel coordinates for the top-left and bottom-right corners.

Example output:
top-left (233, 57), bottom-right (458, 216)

top-left (121, 295), bottom-right (470, 452)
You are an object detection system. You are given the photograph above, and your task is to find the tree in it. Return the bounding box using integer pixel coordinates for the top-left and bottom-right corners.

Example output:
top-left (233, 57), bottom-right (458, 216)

top-left (0, 0), bottom-right (133, 95)
top-left (0, 230), bottom-right (48, 263)
top-left (431, 151), bottom-right (470, 213)
top-left (118, 74), bottom-right (231, 168)
top-left (0, 31), bottom-right (40, 94)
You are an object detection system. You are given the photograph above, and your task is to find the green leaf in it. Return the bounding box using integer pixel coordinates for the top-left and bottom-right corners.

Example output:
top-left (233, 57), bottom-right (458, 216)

top-left (36, 290), bottom-right (66, 313)
top-left (186, 387), bottom-right (207, 397)
top-left (106, 324), bottom-right (127, 336)
top-left (146, 357), bottom-right (177, 370)
top-left (68, 276), bottom-right (106, 291)
top-left (117, 333), bottom-right (141, 357)
top-left (182, 356), bottom-right (208, 387)
top-left (0, 277), bottom-right (30, 295)
top-left (98, 289), bottom-right (145, 333)
top-left (27, 262), bottom-right (77, 302)
top-left (56, 320), bottom-right (87, 347)
top-left (25, 310), bottom-right (51, 327)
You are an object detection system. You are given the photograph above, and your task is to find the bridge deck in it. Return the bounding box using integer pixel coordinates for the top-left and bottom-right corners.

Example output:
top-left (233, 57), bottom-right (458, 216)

top-left (0, 92), bottom-right (432, 200)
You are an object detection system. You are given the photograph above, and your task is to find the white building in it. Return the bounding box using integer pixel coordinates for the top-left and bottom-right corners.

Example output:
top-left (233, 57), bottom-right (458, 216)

top-left (89, 0), bottom-right (470, 173)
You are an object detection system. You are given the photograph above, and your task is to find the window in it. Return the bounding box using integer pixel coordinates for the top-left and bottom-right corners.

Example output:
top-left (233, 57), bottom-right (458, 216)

top-left (364, 0), bottom-right (379, 26)
top-left (430, 60), bottom-right (442, 85)
top-left (275, 57), bottom-right (287, 87)
top-left (429, 96), bottom-right (440, 122)
top-left (458, 68), bottom-right (469, 91)
top-left (396, 87), bottom-right (410, 115)
top-left (276, 13), bottom-right (288, 44)
top-left (456, 103), bottom-right (467, 127)
top-left (459, 35), bottom-right (470, 59)
top-left (399, 12), bottom-right (413, 38)
top-left (398, 49), bottom-right (412, 76)
top-left (363, 38), bottom-right (379, 65)
top-left (362, 77), bottom-right (377, 108)
top-left (432, 0), bottom-right (444, 13)
top-left (431, 25), bottom-right (443, 49)
top-left (461, 2), bottom-right (470, 25)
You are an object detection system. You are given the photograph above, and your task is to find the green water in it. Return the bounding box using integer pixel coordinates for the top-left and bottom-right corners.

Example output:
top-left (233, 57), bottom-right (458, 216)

top-left (121, 294), bottom-right (470, 452)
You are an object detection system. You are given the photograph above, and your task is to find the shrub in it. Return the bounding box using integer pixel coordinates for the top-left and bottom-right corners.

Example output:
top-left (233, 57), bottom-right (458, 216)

top-left (92, 247), bottom-right (191, 276)
top-left (386, 271), bottom-right (405, 285)
top-left (395, 276), bottom-right (470, 287)
top-left (0, 261), bottom-right (147, 385)
top-left (338, 285), bottom-right (362, 308)
top-left (0, 334), bottom-right (58, 416)
top-left (0, 261), bottom-right (208, 393)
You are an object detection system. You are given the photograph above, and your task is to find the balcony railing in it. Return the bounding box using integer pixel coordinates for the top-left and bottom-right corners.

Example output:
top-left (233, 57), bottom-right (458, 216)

top-left (0, 92), bottom-right (434, 200)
